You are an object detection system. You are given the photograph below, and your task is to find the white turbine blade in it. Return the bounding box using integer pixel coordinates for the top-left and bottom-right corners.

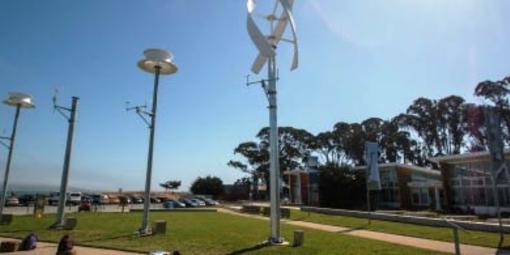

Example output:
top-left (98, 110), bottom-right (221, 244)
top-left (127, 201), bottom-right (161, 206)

top-left (291, 40), bottom-right (299, 71)
top-left (247, 0), bottom-right (256, 13)
top-left (272, 18), bottom-right (288, 44)
top-left (271, 0), bottom-right (294, 45)
top-left (280, 0), bottom-right (299, 70)
top-left (247, 15), bottom-right (275, 58)
top-left (251, 54), bottom-right (268, 74)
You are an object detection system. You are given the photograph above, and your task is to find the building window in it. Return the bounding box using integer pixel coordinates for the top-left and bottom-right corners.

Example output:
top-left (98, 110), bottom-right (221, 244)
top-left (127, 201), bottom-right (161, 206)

top-left (450, 161), bottom-right (510, 207)
top-left (411, 188), bottom-right (430, 206)
top-left (380, 170), bottom-right (399, 205)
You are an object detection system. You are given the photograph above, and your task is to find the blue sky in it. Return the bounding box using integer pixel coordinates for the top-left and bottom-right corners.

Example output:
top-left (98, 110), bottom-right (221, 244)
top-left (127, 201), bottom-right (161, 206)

top-left (0, 0), bottom-right (509, 191)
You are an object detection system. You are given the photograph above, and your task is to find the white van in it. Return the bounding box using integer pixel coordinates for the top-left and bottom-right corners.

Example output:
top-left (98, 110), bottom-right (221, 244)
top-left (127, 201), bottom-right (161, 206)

top-left (48, 192), bottom-right (82, 206)
top-left (67, 192), bottom-right (82, 205)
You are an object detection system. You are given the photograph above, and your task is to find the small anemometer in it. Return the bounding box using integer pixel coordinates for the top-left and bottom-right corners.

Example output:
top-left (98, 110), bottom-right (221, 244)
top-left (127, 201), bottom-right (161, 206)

top-left (0, 128), bottom-right (9, 149)
top-left (52, 88), bottom-right (79, 123)
top-left (126, 101), bottom-right (152, 128)
top-left (245, 71), bottom-right (279, 103)
top-left (52, 89), bottom-right (58, 110)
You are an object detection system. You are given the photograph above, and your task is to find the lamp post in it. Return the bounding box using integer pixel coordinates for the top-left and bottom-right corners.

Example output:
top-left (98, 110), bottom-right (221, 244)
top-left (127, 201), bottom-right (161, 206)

top-left (0, 92), bottom-right (35, 219)
top-left (133, 48), bottom-right (177, 235)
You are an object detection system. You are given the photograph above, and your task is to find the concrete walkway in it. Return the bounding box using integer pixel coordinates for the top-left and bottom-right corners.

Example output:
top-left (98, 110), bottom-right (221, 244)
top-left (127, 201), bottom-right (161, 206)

top-left (218, 208), bottom-right (505, 255)
top-left (0, 237), bottom-right (144, 255)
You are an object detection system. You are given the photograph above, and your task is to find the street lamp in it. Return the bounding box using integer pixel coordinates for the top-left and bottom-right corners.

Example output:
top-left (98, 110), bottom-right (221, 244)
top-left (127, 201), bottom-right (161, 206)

top-left (132, 48), bottom-right (177, 235)
top-left (0, 92), bottom-right (35, 219)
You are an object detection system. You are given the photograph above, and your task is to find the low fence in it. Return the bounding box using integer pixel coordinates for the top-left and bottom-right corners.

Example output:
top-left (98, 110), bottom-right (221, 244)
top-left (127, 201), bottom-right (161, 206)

top-left (301, 206), bottom-right (510, 233)
top-left (241, 205), bottom-right (291, 218)
top-left (130, 208), bottom-right (217, 213)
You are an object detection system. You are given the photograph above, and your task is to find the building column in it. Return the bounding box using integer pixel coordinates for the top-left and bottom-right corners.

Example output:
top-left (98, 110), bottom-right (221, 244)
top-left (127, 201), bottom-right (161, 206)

top-left (434, 186), bottom-right (441, 211)
top-left (288, 174), bottom-right (292, 203)
top-left (296, 173), bottom-right (302, 204)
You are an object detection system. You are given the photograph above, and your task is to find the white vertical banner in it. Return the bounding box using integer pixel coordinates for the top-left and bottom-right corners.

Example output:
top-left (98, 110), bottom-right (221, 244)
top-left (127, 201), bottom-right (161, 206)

top-left (365, 142), bottom-right (381, 190)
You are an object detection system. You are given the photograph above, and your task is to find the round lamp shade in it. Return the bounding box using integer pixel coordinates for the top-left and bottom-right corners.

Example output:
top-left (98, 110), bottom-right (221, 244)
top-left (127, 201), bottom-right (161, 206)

top-left (3, 92), bottom-right (35, 108)
top-left (138, 48), bottom-right (178, 75)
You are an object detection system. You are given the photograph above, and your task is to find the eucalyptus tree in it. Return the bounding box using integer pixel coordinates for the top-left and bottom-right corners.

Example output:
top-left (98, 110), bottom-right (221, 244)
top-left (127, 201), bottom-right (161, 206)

top-left (228, 127), bottom-right (314, 196)
top-left (436, 95), bottom-right (467, 154)
top-left (313, 131), bottom-right (349, 166)
top-left (256, 126), bottom-right (315, 171)
top-left (475, 76), bottom-right (510, 144)
top-left (396, 97), bottom-right (442, 156)
top-left (228, 141), bottom-right (269, 197)
top-left (463, 103), bottom-right (487, 151)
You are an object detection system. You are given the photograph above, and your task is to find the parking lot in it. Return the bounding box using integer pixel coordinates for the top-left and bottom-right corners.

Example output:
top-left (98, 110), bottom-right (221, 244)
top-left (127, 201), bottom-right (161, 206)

top-left (2, 204), bottom-right (164, 215)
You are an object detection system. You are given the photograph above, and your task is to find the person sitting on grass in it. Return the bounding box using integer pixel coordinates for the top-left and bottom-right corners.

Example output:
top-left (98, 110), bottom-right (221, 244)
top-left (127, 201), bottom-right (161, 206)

top-left (56, 234), bottom-right (74, 255)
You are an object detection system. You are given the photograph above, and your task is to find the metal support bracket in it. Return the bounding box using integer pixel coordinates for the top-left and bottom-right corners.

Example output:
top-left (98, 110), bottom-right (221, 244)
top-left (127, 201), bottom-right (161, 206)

top-left (0, 136), bottom-right (11, 150)
top-left (55, 105), bottom-right (72, 121)
top-left (126, 104), bottom-right (154, 128)
top-left (246, 73), bottom-right (279, 105)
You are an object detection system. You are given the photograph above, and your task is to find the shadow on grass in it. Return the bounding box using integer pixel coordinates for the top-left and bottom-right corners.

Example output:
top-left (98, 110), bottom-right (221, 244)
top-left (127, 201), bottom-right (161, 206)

top-left (291, 214), bottom-right (370, 234)
top-left (226, 242), bottom-right (270, 255)
top-left (79, 233), bottom-right (134, 243)
top-left (335, 225), bottom-right (369, 234)
top-left (291, 214), bottom-right (313, 221)
top-left (0, 229), bottom-right (35, 234)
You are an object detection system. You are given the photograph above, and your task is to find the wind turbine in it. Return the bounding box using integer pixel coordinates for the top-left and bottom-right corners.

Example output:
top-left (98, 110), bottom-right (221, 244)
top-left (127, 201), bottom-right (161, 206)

top-left (245, 0), bottom-right (298, 245)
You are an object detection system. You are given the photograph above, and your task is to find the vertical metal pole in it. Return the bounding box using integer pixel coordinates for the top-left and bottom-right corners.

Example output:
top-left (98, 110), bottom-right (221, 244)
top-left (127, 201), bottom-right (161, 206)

top-left (452, 227), bottom-right (461, 255)
top-left (366, 170), bottom-right (371, 225)
top-left (51, 97), bottom-right (79, 229)
top-left (490, 174), bottom-right (504, 247)
top-left (267, 54), bottom-right (281, 243)
top-left (140, 66), bottom-right (160, 234)
top-left (0, 105), bottom-right (20, 218)
top-left (365, 153), bottom-right (372, 225)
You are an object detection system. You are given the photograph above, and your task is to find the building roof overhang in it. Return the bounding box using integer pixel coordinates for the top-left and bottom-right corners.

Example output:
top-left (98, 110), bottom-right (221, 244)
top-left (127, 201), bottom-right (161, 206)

top-left (355, 163), bottom-right (441, 177)
top-left (430, 149), bottom-right (510, 165)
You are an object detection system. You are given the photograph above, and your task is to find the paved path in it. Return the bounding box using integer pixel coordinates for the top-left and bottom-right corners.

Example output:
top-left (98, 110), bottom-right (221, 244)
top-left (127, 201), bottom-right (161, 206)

top-left (0, 237), bottom-right (144, 255)
top-left (219, 208), bottom-right (504, 255)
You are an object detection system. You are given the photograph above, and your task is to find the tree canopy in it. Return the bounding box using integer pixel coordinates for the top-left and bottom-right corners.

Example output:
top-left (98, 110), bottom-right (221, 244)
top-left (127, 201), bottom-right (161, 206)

top-left (160, 180), bottom-right (181, 192)
top-left (190, 176), bottom-right (224, 199)
top-left (228, 75), bottom-right (510, 176)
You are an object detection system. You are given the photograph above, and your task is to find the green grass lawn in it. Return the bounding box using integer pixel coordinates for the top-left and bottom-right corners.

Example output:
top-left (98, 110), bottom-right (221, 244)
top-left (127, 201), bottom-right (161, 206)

top-left (290, 210), bottom-right (509, 249)
top-left (0, 212), bottom-right (447, 255)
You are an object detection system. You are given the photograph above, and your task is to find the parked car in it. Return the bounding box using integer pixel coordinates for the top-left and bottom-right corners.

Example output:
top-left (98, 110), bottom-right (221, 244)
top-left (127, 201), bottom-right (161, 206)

top-left (81, 195), bottom-right (92, 203)
top-left (78, 200), bottom-right (91, 212)
top-left (5, 196), bottom-right (19, 207)
top-left (48, 192), bottom-right (60, 206)
top-left (157, 196), bottom-right (170, 202)
top-left (18, 194), bottom-right (36, 206)
top-left (194, 197), bottom-right (218, 206)
top-left (68, 192), bottom-right (82, 205)
top-left (90, 194), bottom-right (109, 205)
top-left (179, 198), bottom-right (198, 207)
top-left (191, 198), bottom-right (206, 206)
top-left (162, 199), bottom-right (185, 209)
top-left (119, 196), bottom-right (132, 204)
top-left (108, 195), bottom-right (120, 204)
top-left (150, 197), bottom-right (161, 203)
top-left (202, 198), bottom-right (219, 206)
top-left (129, 195), bottom-right (143, 204)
